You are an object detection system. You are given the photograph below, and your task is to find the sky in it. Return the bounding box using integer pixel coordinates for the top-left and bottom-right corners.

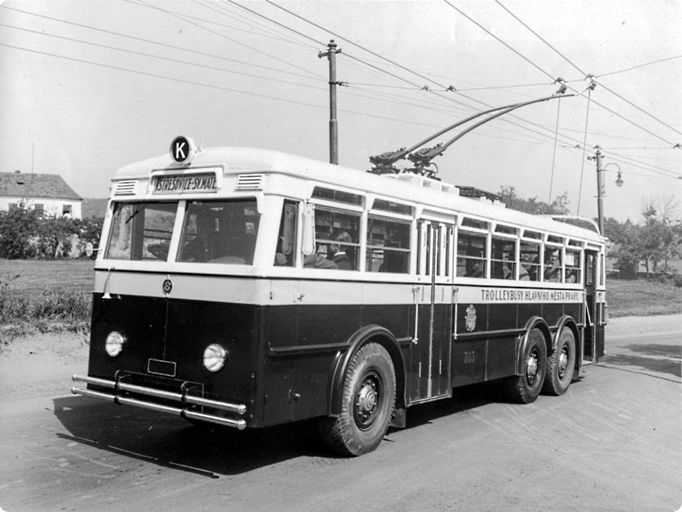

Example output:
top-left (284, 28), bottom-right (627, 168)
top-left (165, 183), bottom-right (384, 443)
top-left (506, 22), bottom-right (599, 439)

top-left (1, 0), bottom-right (681, 222)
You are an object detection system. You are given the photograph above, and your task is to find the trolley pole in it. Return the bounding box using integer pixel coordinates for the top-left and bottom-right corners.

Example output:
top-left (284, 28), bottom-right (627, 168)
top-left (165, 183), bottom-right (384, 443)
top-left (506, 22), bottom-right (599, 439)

top-left (589, 146), bottom-right (605, 235)
top-left (319, 40), bottom-right (341, 165)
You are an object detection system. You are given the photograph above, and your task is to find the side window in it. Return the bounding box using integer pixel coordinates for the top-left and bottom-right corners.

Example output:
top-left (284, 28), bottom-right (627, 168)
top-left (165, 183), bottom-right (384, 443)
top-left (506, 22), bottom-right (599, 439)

top-left (367, 217), bottom-right (411, 273)
top-left (491, 237), bottom-right (516, 279)
top-left (544, 247), bottom-right (563, 282)
top-left (565, 249), bottom-right (581, 283)
top-left (275, 201), bottom-right (297, 267)
top-left (304, 208), bottom-right (360, 270)
top-left (520, 242), bottom-right (541, 281)
top-left (457, 231), bottom-right (487, 278)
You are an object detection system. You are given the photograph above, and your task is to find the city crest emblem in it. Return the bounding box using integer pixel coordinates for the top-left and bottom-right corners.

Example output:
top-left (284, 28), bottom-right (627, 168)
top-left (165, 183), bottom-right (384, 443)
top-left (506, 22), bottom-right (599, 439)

top-left (162, 278), bottom-right (173, 295)
top-left (464, 304), bottom-right (477, 332)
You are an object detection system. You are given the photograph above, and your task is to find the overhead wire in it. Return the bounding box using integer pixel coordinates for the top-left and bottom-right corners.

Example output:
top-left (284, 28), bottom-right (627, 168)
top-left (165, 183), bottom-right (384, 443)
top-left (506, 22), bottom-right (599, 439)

top-left (593, 79), bottom-right (682, 137)
top-left (441, 0), bottom-right (555, 82)
top-left (493, 0), bottom-right (587, 77)
top-left (548, 96), bottom-right (562, 202)
top-left (125, 0), bottom-right (324, 80)
top-left (0, 11), bottom-right (548, 149)
top-left (598, 55), bottom-right (682, 78)
top-left (123, 0), bottom-right (316, 52)
top-left (260, 0), bottom-right (596, 156)
top-left (0, 4), bottom-right (321, 80)
top-left (576, 85), bottom-right (595, 215)
top-left (190, 0), bottom-right (318, 51)
top-left (441, 1), bottom-right (682, 185)
top-left (8, 2), bottom-right (678, 181)
top-left (0, 23), bottom-right (328, 91)
top-left (0, 42), bottom-right (455, 132)
top-left (490, 0), bottom-right (679, 146)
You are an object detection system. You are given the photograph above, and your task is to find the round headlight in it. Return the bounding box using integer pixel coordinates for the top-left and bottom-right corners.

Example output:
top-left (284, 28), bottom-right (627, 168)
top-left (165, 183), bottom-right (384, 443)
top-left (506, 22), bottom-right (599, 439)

top-left (105, 331), bottom-right (126, 357)
top-left (203, 343), bottom-right (227, 372)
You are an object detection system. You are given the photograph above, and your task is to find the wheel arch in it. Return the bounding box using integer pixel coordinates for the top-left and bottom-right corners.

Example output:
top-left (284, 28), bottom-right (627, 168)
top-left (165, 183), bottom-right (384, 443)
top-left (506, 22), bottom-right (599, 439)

top-left (515, 316), bottom-right (551, 375)
top-left (328, 324), bottom-right (406, 416)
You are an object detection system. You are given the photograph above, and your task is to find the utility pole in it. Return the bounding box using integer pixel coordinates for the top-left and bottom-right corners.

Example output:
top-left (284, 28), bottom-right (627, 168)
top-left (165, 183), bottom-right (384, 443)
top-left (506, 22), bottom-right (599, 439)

top-left (588, 146), bottom-right (605, 235)
top-left (319, 40), bottom-right (342, 165)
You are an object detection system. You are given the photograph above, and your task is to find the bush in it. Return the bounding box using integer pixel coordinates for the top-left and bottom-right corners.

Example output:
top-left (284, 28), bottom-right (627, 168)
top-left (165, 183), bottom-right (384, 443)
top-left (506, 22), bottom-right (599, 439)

top-left (0, 209), bottom-right (40, 258)
top-left (0, 210), bottom-right (103, 259)
top-left (674, 274), bottom-right (682, 288)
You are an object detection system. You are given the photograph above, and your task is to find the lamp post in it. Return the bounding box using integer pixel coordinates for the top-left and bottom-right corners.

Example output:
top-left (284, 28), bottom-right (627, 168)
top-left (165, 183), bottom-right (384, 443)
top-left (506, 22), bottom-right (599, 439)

top-left (589, 147), bottom-right (624, 236)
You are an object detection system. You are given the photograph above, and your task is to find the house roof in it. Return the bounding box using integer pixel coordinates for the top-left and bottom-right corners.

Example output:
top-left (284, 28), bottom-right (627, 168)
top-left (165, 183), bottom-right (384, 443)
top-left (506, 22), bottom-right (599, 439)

top-left (0, 172), bottom-right (81, 201)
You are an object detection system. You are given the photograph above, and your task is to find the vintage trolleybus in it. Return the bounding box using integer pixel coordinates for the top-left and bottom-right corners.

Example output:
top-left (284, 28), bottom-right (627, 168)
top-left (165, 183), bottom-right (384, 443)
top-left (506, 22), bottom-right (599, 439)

top-left (72, 136), bottom-right (607, 456)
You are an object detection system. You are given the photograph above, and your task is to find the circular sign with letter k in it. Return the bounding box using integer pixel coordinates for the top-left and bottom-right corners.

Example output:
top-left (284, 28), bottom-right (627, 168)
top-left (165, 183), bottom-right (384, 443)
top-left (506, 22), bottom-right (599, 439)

top-left (170, 136), bottom-right (194, 164)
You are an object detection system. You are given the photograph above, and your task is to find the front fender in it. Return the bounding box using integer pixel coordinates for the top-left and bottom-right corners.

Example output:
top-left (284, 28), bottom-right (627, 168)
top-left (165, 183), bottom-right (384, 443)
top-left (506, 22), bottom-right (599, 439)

top-left (327, 324), bottom-right (405, 415)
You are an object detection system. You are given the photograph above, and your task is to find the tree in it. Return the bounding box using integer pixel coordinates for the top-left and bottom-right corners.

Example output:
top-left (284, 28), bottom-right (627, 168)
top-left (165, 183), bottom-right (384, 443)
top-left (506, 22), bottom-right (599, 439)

top-left (603, 217), bottom-right (640, 278)
top-left (0, 208), bottom-right (40, 259)
top-left (639, 202), bottom-right (682, 277)
top-left (498, 186), bottom-right (570, 215)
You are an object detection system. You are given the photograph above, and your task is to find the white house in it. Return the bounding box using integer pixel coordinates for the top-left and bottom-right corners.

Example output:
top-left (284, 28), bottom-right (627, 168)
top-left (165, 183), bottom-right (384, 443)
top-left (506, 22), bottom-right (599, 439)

top-left (0, 171), bottom-right (82, 218)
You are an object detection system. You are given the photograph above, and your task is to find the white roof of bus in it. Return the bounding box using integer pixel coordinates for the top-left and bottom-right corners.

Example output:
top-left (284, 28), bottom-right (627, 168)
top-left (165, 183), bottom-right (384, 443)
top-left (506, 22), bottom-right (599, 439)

top-left (114, 146), bottom-right (602, 244)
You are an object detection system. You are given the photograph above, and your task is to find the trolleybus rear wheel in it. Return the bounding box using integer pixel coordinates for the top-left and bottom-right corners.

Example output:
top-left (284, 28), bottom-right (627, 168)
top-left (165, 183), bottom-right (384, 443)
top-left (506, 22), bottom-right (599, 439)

top-left (506, 328), bottom-right (547, 404)
top-left (542, 328), bottom-right (576, 396)
top-left (319, 343), bottom-right (396, 456)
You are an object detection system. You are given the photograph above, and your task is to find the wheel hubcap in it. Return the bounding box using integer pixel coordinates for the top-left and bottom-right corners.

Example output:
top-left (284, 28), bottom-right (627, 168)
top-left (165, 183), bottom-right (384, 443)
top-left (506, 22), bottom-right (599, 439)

top-left (526, 350), bottom-right (539, 385)
top-left (355, 375), bottom-right (380, 429)
top-left (558, 347), bottom-right (569, 379)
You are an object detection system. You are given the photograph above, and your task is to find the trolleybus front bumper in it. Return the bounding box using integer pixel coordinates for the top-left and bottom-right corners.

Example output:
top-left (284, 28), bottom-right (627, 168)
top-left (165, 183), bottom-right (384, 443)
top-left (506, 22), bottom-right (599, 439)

top-left (71, 374), bottom-right (247, 430)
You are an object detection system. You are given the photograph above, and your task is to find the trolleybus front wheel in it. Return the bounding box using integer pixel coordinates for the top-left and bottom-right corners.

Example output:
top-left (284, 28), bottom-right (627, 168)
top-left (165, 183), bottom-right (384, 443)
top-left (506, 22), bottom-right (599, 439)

top-left (319, 343), bottom-right (396, 456)
top-left (542, 328), bottom-right (576, 396)
top-left (506, 328), bottom-right (547, 404)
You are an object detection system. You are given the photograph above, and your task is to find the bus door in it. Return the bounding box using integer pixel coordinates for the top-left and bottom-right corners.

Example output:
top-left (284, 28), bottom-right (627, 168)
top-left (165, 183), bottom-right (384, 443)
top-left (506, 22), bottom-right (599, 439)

top-left (583, 250), bottom-right (605, 362)
top-left (409, 221), bottom-right (454, 403)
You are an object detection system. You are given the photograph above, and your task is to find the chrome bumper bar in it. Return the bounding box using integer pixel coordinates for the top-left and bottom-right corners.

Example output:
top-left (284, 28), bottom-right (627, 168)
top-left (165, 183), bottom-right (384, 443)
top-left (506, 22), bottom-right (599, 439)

top-left (71, 374), bottom-right (247, 430)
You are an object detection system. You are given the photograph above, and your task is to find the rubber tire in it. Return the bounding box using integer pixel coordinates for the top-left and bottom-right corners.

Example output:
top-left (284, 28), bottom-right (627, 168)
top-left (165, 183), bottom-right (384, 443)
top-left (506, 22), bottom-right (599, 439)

top-left (542, 328), bottom-right (576, 396)
top-left (506, 328), bottom-right (547, 404)
top-left (319, 343), bottom-right (396, 457)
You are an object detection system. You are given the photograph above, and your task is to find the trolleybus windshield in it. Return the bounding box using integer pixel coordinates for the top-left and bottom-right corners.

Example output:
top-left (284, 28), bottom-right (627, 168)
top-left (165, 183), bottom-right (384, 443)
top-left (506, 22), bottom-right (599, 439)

top-left (105, 199), bottom-right (260, 264)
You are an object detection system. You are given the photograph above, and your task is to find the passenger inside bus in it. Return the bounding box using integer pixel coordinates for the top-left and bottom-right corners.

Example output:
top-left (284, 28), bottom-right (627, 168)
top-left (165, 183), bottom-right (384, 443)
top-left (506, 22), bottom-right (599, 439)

top-left (519, 254), bottom-right (533, 280)
top-left (469, 260), bottom-right (485, 278)
top-left (544, 250), bottom-right (562, 282)
top-left (329, 231), bottom-right (353, 270)
top-left (304, 245), bottom-right (338, 269)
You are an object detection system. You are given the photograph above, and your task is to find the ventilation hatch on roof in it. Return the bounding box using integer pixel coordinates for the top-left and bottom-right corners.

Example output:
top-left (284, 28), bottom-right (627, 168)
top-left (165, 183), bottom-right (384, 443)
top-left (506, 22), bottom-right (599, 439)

top-left (114, 180), bottom-right (137, 196)
top-left (236, 174), bottom-right (264, 190)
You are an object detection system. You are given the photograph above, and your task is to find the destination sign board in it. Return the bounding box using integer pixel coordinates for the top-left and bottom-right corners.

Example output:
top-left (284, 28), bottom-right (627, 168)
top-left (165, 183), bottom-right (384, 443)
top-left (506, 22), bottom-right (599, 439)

top-left (153, 173), bottom-right (216, 194)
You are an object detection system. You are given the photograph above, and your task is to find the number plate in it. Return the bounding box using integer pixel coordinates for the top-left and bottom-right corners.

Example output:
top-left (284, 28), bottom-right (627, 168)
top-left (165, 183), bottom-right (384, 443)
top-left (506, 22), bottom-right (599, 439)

top-left (147, 358), bottom-right (177, 377)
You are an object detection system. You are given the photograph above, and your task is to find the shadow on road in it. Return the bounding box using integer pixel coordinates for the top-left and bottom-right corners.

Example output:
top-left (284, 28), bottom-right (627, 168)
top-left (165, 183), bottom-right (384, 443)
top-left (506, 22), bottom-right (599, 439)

top-left (53, 395), bottom-right (327, 476)
top-left (53, 382), bottom-right (510, 476)
top-left (602, 343), bottom-right (681, 379)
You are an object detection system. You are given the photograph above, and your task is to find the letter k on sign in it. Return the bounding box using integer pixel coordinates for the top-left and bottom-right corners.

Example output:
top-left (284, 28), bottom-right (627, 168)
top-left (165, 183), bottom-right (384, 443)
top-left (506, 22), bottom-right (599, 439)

top-left (170, 136), bottom-right (192, 163)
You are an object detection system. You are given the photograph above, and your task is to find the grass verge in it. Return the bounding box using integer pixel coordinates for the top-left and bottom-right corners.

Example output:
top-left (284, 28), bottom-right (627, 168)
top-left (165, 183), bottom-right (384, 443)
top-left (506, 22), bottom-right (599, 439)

top-left (607, 278), bottom-right (682, 317)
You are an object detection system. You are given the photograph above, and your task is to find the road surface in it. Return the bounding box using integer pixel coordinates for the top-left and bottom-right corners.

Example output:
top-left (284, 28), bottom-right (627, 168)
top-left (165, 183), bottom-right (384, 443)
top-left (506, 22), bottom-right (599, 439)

top-left (1, 315), bottom-right (680, 512)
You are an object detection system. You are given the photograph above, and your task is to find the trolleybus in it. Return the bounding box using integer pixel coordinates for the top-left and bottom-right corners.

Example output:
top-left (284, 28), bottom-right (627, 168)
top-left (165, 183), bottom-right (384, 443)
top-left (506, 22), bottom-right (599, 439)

top-left (72, 136), bottom-right (606, 456)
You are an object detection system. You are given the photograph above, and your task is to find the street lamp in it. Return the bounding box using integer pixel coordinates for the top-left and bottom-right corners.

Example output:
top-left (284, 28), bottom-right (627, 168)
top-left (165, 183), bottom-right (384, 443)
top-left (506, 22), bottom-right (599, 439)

top-left (604, 162), bottom-right (624, 188)
top-left (590, 149), bottom-right (625, 236)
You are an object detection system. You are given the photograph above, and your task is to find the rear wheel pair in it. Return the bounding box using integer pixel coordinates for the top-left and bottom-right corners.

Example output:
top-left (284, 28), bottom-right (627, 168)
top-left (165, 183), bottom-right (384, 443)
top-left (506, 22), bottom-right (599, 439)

top-left (507, 327), bottom-right (576, 403)
top-left (319, 343), bottom-right (395, 456)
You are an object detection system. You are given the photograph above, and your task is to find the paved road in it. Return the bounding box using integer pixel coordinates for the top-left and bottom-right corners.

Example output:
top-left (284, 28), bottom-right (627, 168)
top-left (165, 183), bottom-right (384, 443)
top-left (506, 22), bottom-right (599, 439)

top-left (1, 316), bottom-right (680, 512)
